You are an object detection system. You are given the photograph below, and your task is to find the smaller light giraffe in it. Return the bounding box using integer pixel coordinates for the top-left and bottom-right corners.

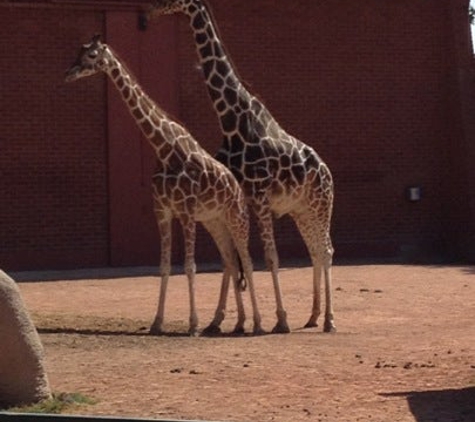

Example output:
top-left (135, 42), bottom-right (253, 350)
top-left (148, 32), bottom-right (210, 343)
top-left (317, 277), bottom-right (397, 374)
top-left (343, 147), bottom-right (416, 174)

top-left (65, 35), bottom-right (263, 336)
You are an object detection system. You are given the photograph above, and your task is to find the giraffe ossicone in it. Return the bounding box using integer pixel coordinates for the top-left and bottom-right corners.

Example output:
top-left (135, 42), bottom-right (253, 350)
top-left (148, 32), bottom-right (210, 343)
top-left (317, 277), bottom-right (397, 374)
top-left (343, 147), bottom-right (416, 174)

top-left (66, 35), bottom-right (264, 336)
top-left (148, 0), bottom-right (336, 333)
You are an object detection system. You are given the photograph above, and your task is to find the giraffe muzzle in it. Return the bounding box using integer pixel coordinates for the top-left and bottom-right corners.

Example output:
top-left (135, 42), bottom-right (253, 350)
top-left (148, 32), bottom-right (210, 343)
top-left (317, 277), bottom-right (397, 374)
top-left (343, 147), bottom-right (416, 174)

top-left (65, 66), bottom-right (80, 82)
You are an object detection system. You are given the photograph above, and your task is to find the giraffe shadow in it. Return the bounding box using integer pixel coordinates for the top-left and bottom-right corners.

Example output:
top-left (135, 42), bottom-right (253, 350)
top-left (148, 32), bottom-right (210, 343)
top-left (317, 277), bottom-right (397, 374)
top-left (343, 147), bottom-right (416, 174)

top-left (36, 326), bottom-right (269, 338)
top-left (36, 326), bottom-right (155, 337)
top-left (380, 386), bottom-right (475, 422)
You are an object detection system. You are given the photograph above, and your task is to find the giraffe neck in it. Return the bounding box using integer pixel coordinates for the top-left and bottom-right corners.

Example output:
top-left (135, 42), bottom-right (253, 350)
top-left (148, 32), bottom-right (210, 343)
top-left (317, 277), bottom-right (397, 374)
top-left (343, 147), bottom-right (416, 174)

top-left (185, 1), bottom-right (240, 93)
top-left (183, 0), bottom-right (278, 140)
top-left (104, 47), bottom-right (188, 154)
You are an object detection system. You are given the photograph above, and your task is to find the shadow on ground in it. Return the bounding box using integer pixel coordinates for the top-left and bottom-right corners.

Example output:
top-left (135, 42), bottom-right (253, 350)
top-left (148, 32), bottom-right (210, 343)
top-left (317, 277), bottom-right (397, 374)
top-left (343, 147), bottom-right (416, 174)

top-left (381, 386), bottom-right (475, 422)
top-left (36, 326), bottom-right (271, 338)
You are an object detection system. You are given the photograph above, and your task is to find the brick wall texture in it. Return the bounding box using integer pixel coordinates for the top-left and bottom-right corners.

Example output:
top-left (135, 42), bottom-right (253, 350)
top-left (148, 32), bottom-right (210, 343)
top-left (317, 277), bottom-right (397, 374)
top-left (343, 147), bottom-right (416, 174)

top-left (0, 7), bottom-right (109, 270)
top-left (1, 0), bottom-right (474, 270)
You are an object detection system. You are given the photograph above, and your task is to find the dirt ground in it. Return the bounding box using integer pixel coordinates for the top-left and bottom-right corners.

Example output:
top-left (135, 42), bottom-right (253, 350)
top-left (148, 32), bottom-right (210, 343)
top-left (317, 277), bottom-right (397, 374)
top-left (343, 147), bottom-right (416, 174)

top-left (12, 264), bottom-right (475, 422)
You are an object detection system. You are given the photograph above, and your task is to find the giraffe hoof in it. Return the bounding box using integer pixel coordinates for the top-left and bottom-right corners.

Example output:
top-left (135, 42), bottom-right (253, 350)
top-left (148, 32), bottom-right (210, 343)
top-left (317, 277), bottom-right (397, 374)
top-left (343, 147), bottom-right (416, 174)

top-left (149, 325), bottom-right (165, 336)
top-left (188, 325), bottom-right (199, 337)
top-left (201, 324), bottom-right (222, 337)
top-left (231, 325), bottom-right (246, 336)
top-left (271, 323), bottom-right (291, 334)
top-left (304, 320), bottom-right (318, 329)
top-left (252, 327), bottom-right (267, 336)
top-left (323, 322), bottom-right (336, 333)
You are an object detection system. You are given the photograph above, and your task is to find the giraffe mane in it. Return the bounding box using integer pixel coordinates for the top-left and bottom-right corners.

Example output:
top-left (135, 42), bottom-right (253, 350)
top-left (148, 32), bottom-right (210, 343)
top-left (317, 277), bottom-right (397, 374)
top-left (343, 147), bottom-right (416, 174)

top-left (199, 0), bottom-right (254, 92)
top-left (106, 44), bottom-right (179, 124)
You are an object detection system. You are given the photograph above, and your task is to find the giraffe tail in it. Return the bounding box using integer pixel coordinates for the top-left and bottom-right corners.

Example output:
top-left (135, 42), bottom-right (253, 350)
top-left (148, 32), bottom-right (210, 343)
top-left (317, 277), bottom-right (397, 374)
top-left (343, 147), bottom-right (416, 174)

top-left (236, 254), bottom-right (247, 292)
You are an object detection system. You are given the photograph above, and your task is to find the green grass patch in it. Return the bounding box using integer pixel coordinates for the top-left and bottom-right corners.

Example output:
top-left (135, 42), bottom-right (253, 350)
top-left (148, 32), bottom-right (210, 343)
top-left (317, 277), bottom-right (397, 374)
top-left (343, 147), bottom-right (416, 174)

top-left (5, 392), bottom-right (96, 414)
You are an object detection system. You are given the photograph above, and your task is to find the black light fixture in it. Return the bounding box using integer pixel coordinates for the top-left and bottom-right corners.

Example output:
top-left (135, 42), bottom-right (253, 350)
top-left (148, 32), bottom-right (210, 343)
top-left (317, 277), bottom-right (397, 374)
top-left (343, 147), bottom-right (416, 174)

top-left (138, 11), bottom-right (147, 31)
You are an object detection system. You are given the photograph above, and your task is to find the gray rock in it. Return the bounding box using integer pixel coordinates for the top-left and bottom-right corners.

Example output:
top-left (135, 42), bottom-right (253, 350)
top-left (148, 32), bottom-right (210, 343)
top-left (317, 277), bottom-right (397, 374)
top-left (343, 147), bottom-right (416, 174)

top-left (0, 270), bottom-right (51, 408)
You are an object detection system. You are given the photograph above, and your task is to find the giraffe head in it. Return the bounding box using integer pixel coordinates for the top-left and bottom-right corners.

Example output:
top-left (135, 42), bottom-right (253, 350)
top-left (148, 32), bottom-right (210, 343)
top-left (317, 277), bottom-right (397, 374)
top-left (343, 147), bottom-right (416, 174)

top-left (65, 35), bottom-right (110, 82)
top-left (147, 0), bottom-right (193, 19)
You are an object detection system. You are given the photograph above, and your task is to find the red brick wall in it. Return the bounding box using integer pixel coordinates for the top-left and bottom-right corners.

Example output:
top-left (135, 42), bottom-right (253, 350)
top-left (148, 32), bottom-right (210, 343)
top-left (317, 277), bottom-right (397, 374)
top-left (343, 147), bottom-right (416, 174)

top-left (0, 7), bottom-right (109, 270)
top-left (174, 0), bottom-right (473, 262)
top-left (105, 12), bottom-right (181, 267)
top-left (1, 0), bottom-right (473, 270)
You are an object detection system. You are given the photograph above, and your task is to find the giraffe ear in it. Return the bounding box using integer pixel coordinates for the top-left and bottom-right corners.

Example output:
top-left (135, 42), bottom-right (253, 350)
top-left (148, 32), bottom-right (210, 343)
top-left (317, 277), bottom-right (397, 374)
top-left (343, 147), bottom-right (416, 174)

top-left (92, 34), bottom-right (102, 44)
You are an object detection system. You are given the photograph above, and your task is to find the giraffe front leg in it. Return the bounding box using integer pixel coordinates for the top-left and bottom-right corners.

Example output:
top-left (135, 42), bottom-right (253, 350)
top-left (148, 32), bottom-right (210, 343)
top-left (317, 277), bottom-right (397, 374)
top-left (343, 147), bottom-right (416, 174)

top-left (150, 215), bottom-right (172, 335)
top-left (182, 217), bottom-right (199, 336)
top-left (150, 273), bottom-right (169, 335)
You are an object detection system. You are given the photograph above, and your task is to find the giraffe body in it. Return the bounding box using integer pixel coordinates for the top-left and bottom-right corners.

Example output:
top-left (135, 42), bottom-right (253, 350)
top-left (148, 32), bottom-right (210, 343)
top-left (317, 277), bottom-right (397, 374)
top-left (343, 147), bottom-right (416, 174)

top-left (66, 35), bottom-right (263, 336)
top-left (149, 0), bottom-right (336, 333)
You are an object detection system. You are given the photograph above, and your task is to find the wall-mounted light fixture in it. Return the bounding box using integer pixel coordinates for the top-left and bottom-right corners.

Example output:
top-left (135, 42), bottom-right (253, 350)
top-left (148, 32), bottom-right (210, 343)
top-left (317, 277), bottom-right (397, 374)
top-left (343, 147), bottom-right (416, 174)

top-left (406, 186), bottom-right (422, 202)
top-left (138, 12), bottom-right (147, 31)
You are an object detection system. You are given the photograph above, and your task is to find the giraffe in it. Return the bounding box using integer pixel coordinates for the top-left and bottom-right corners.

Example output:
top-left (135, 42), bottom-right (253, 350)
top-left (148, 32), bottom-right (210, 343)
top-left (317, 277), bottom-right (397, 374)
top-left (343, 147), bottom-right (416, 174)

top-left (65, 35), bottom-right (264, 336)
top-left (148, 0), bottom-right (336, 333)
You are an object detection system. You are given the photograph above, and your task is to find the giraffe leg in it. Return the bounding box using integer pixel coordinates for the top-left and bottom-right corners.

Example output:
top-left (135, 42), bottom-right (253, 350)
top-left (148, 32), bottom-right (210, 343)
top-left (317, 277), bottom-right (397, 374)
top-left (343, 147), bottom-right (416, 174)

top-left (291, 210), bottom-right (336, 333)
top-left (180, 216), bottom-right (199, 336)
top-left (201, 268), bottom-right (231, 336)
top-left (227, 211), bottom-right (265, 335)
top-left (150, 214), bottom-right (172, 335)
top-left (255, 210), bottom-right (290, 334)
top-left (233, 242), bottom-right (265, 335)
top-left (322, 264), bottom-right (336, 333)
top-left (201, 220), bottom-right (247, 335)
top-left (304, 262), bottom-right (323, 329)
top-left (229, 251), bottom-right (247, 335)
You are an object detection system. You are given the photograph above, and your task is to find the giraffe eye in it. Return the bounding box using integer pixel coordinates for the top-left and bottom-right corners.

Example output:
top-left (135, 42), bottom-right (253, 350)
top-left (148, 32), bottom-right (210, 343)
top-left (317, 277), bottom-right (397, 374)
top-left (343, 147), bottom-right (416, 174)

top-left (88, 50), bottom-right (99, 59)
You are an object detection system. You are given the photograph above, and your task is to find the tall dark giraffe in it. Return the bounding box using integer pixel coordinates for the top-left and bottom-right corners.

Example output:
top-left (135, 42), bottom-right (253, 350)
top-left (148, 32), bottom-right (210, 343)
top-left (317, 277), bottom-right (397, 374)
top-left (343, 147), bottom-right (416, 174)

top-left (65, 35), bottom-right (263, 336)
top-left (148, 0), bottom-right (336, 333)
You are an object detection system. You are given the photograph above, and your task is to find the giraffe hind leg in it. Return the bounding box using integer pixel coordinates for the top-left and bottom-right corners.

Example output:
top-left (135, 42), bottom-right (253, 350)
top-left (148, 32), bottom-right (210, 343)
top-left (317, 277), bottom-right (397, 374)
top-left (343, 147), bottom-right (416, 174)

top-left (303, 262), bottom-right (322, 329)
top-left (255, 211), bottom-right (290, 334)
top-left (229, 219), bottom-right (265, 335)
top-left (201, 268), bottom-right (231, 336)
top-left (150, 215), bottom-right (172, 335)
top-left (291, 210), bottom-right (336, 333)
top-left (200, 220), bottom-right (247, 335)
top-left (322, 264), bottom-right (336, 333)
top-left (235, 248), bottom-right (265, 335)
top-left (178, 216), bottom-right (199, 336)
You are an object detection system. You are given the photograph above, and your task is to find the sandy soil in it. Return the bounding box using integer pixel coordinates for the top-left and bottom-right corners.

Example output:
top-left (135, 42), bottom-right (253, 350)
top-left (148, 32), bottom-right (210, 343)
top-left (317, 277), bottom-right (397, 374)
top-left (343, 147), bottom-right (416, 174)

top-left (12, 264), bottom-right (475, 421)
